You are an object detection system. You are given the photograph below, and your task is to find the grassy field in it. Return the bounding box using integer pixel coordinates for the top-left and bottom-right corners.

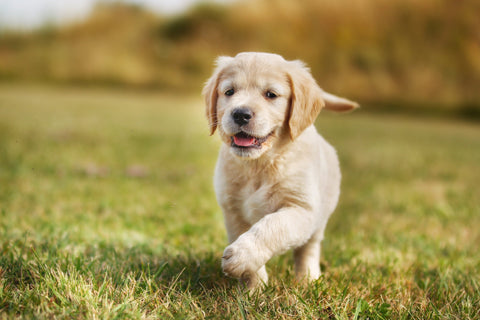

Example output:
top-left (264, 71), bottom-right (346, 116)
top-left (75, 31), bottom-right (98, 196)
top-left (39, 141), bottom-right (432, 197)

top-left (0, 85), bottom-right (479, 319)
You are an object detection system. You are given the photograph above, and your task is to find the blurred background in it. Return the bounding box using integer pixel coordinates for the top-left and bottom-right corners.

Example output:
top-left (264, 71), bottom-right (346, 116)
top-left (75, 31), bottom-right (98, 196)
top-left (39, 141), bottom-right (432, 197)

top-left (1, 0), bottom-right (479, 117)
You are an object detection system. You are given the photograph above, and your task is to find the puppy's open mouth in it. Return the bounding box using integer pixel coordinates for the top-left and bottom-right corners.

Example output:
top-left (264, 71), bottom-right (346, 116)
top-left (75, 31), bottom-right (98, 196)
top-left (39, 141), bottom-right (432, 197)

top-left (231, 132), bottom-right (272, 149)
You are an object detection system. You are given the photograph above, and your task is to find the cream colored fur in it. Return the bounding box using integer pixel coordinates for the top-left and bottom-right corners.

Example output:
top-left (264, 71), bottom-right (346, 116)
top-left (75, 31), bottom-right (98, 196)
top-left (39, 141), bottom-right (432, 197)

top-left (203, 52), bottom-right (358, 289)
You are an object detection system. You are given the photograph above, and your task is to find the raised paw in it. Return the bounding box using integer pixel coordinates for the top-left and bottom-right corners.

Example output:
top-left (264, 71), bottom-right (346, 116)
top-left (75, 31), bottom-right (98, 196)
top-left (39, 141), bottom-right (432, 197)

top-left (222, 244), bottom-right (254, 279)
top-left (221, 237), bottom-right (266, 280)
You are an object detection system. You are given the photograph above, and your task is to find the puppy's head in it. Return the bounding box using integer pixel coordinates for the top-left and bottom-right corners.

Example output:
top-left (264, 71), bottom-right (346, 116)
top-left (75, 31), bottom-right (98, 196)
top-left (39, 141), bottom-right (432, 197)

top-left (203, 52), bottom-right (358, 159)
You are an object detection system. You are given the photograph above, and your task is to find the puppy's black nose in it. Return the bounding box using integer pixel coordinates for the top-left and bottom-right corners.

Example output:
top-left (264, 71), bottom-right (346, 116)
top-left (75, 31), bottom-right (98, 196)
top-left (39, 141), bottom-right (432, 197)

top-left (232, 108), bottom-right (253, 126)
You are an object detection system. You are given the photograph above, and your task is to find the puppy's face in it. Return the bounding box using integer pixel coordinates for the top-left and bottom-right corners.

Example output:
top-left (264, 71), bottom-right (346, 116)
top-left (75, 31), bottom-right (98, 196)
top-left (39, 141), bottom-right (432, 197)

top-left (203, 52), bottom-right (358, 159)
top-left (215, 55), bottom-right (291, 158)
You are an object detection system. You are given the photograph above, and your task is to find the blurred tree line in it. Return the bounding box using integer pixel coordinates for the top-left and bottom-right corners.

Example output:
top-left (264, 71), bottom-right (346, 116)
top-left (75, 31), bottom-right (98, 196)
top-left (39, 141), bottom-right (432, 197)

top-left (0, 0), bottom-right (479, 114)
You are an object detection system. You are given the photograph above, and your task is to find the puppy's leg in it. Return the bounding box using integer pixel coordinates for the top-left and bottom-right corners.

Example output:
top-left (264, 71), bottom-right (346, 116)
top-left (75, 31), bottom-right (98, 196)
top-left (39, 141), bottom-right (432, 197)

top-left (239, 265), bottom-right (268, 290)
top-left (293, 231), bottom-right (323, 281)
top-left (224, 211), bottom-right (250, 244)
top-left (222, 207), bottom-right (316, 283)
top-left (222, 212), bottom-right (269, 288)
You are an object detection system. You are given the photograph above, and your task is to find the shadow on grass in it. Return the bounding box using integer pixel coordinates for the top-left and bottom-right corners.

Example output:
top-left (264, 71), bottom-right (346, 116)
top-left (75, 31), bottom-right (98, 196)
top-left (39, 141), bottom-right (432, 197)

top-left (0, 235), bottom-right (233, 302)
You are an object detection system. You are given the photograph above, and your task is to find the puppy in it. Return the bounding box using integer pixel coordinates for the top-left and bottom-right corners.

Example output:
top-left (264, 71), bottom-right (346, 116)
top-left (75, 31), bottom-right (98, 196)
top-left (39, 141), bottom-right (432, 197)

top-left (203, 52), bottom-right (358, 289)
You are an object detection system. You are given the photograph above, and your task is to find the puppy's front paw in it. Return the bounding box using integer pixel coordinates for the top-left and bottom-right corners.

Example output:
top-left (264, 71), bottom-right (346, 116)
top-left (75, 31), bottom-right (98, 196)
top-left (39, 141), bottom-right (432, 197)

top-left (222, 239), bottom-right (261, 279)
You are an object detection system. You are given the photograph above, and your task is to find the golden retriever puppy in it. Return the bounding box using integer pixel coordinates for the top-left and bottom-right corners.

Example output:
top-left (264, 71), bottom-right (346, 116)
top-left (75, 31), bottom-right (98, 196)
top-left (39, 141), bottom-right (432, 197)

top-left (203, 52), bottom-right (358, 289)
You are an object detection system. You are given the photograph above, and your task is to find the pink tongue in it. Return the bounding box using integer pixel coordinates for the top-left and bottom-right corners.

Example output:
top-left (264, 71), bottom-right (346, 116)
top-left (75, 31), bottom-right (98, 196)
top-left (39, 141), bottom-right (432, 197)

top-left (233, 135), bottom-right (256, 147)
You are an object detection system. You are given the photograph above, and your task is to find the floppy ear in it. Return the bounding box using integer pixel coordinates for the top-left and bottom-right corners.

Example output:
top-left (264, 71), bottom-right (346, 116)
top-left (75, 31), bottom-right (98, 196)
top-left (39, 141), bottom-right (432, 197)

top-left (287, 61), bottom-right (325, 140)
top-left (202, 56), bottom-right (233, 135)
top-left (322, 91), bottom-right (359, 112)
top-left (202, 73), bottom-right (219, 136)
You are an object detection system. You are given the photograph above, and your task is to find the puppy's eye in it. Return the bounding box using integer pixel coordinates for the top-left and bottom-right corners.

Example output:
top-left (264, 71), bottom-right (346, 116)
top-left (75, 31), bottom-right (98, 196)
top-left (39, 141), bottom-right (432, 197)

top-left (225, 89), bottom-right (235, 96)
top-left (265, 91), bottom-right (277, 99)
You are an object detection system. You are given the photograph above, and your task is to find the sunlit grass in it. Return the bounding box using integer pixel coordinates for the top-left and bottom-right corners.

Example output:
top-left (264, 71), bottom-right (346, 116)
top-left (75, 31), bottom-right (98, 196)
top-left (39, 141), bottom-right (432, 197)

top-left (1, 85), bottom-right (479, 318)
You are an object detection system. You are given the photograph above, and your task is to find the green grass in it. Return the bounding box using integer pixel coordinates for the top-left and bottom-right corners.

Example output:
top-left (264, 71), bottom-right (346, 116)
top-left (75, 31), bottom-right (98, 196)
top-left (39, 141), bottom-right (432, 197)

top-left (1, 85), bottom-right (479, 319)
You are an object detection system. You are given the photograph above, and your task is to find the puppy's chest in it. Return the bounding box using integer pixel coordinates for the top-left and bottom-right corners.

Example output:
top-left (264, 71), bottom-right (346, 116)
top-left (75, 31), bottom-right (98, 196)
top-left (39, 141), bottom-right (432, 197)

top-left (231, 178), bottom-right (281, 225)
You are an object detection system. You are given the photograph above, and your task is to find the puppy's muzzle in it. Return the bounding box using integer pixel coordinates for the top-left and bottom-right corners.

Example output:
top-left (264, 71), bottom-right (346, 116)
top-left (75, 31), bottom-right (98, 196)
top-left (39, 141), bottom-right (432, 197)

top-left (232, 107), bottom-right (253, 126)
